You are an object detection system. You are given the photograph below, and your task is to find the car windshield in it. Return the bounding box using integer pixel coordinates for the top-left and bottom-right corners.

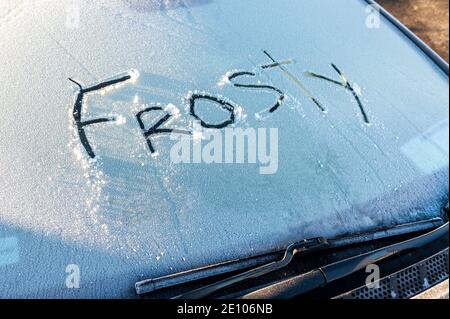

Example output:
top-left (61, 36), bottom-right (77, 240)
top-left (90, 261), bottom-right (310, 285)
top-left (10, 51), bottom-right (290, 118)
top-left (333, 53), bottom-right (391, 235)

top-left (0, 0), bottom-right (448, 297)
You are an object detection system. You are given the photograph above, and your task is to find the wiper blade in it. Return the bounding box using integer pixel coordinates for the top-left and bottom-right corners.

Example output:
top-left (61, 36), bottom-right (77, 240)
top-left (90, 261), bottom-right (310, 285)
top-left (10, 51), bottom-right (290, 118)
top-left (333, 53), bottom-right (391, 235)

top-left (242, 222), bottom-right (449, 299)
top-left (135, 218), bottom-right (443, 297)
top-left (171, 237), bottom-right (329, 299)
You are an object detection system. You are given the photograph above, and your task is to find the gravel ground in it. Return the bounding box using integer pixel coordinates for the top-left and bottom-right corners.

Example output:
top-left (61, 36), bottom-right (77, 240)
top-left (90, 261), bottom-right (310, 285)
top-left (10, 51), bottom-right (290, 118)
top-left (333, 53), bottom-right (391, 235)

top-left (378, 0), bottom-right (449, 62)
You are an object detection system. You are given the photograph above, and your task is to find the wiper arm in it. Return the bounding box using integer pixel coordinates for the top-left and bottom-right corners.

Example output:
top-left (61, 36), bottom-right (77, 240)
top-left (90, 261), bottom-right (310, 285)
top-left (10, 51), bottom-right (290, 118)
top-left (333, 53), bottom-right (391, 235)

top-left (135, 218), bottom-right (443, 298)
top-left (171, 237), bottom-right (329, 299)
top-left (242, 221), bottom-right (449, 299)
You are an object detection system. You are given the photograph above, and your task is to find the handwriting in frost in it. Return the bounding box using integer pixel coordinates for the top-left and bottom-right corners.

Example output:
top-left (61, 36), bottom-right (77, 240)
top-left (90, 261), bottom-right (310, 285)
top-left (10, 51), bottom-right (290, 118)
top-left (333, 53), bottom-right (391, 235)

top-left (69, 70), bottom-right (139, 158)
top-left (305, 64), bottom-right (370, 124)
top-left (69, 51), bottom-right (369, 159)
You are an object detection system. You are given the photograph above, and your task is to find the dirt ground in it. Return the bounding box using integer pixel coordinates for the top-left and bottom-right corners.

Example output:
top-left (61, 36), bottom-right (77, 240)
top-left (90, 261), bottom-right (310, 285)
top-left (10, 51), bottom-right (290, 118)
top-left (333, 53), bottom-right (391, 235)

top-left (378, 0), bottom-right (449, 62)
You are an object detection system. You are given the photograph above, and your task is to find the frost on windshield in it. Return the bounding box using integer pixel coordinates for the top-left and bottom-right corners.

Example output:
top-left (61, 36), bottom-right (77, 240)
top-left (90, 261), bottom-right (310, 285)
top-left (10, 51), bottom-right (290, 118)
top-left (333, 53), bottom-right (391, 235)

top-left (0, 0), bottom-right (448, 297)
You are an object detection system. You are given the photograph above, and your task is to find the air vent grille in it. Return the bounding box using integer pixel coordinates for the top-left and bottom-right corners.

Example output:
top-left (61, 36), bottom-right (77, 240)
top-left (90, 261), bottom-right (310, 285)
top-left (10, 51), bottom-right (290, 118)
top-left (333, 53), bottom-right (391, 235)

top-left (337, 249), bottom-right (449, 299)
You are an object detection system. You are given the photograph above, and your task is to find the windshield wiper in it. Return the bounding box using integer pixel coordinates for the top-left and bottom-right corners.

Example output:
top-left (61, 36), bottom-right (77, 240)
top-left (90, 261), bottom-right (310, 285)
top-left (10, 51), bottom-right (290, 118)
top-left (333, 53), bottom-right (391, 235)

top-left (172, 237), bottom-right (329, 299)
top-left (135, 237), bottom-right (328, 297)
top-left (135, 217), bottom-right (445, 298)
top-left (242, 221), bottom-right (449, 299)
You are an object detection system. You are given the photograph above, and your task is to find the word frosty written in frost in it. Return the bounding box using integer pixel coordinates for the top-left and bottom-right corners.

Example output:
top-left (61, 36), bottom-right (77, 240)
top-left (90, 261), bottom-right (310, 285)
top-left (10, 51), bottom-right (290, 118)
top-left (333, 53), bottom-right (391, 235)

top-left (69, 51), bottom-right (369, 164)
